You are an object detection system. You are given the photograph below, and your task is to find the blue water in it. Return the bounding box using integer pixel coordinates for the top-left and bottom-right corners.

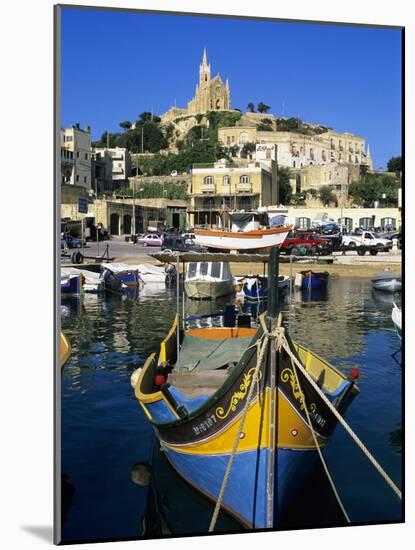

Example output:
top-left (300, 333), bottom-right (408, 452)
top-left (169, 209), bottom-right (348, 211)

top-left (60, 279), bottom-right (402, 543)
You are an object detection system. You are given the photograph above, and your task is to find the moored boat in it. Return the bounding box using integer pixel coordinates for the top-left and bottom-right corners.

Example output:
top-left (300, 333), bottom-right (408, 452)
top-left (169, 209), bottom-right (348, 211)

top-left (184, 261), bottom-right (235, 300)
top-left (131, 249), bottom-right (359, 529)
top-left (60, 332), bottom-right (71, 368)
top-left (391, 303), bottom-right (402, 339)
top-left (61, 274), bottom-right (82, 295)
top-left (371, 270), bottom-right (402, 292)
top-left (242, 275), bottom-right (290, 301)
top-left (194, 226), bottom-right (290, 251)
top-left (300, 270), bottom-right (329, 291)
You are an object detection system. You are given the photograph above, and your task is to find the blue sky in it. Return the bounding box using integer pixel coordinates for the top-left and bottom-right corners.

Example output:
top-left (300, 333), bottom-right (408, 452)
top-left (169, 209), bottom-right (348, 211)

top-left (61, 7), bottom-right (402, 169)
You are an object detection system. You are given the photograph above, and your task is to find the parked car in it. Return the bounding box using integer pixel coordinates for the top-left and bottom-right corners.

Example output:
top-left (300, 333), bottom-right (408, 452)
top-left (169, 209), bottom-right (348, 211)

top-left (170, 170), bottom-right (178, 177)
top-left (280, 231), bottom-right (333, 256)
top-left (60, 235), bottom-right (86, 249)
top-left (321, 223), bottom-right (340, 235)
top-left (137, 233), bottom-right (163, 247)
top-left (161, 234), bottom-right (206, 253)
top-left (181, 232), bottom-right (196, 245)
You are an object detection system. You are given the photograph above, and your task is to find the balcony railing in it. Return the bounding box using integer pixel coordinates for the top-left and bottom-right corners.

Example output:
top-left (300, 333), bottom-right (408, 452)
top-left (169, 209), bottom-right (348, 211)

top-left (236, 183), bottom-right (252, 192)
top-left (201, 183), bottom-right (216, 193)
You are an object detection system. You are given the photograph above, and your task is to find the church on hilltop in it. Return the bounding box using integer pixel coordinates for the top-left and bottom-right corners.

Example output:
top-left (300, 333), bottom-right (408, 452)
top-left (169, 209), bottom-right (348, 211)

top-left (161, 49), bottom-right (231, 122)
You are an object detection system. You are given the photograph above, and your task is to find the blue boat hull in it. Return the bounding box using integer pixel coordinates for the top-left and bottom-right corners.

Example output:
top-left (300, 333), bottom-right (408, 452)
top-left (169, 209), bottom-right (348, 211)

top-left (301, 272), bottom-right (329, 290)
top-left (61, 275), bottom-right (81, 295)
top-left (113, 270), bottom-right (141, 287)
top-left (163, 446), bottom-right (318, 528)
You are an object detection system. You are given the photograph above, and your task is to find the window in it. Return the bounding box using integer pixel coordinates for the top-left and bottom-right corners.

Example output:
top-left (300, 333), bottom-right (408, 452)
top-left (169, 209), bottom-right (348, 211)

top-left (266, 149), bottom-right (271, 159)
top-left (76, 151), bottom-right (79, 158)
top-left (203, 197), bottom-right (215, 209)
top-left (359, 217), bottom-right (372, 230)
top-left (76, 175), bottom-right (79, 182)
top-left (298, 217), bottom-right (311, 229)
top-left (240, 175), bottom-right (250, 184)
top-left (187, 263), bottom-right (197, 278)
top-left (84, 176), bottom-right (87, 183)
top-left (223, 175), bottom-right (230, 186)
top-left (222, 263), bottom-right (231, 279)
top-left (226, 136), bottom-right (231, 145)
top-left (200, 262), bottom-right (209, 276)
top-left (364, 232), bottom-right (373, 240)
top-left (223, 196), bottom-right (231, 208)
top-left (204, 176), bottom-right (214, 185)
top-left (211, 263), bottom-right (221, 279)
top-left (381, 217), bottom-right (396, 229)
top-left (310, 148), bottom-right (314, 160)
top-left (239, 196), bottom-right (252, 210)
top-left (85, 153), bottom-right (88, 160)
top-left (239, 132), bottom-right (249, 144)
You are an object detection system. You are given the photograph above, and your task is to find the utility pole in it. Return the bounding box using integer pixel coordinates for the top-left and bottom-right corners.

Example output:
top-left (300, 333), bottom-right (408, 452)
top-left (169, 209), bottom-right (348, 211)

top-left (132, 158), bottom-right (138, 236)
top-left (95, 178), bottom-right (100, 255)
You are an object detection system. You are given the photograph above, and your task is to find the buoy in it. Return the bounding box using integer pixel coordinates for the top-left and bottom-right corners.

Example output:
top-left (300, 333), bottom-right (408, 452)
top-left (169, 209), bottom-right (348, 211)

top-left (130, 368), bottom-right (143, 388)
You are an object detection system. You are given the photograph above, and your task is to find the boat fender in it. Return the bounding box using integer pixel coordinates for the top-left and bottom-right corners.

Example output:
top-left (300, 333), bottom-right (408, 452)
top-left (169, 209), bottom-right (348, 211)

top-left (131, 463), bottom-right (152, 486)
top-left (294, 272), bottom-right (303, 288)
top-left (349, 368), bottom-right (360, 380)
top-left (130, 367), bottom-right (143, 388)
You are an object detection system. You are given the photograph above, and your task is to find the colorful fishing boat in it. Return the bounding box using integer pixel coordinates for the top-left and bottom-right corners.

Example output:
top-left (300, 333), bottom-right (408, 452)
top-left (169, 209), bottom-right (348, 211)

top-left (194, 226), bottom-right (290, 251)
top-left (184, 261), bottom-right (235, 300)
top-left (61, 274), bottom-right (82, 295)
top-left (131, 249), bottom-right (359, 529)
top-left (391, 303), bottom-right (402, 339)
top-left (300, 270), bottom-right (329, 291)
top-left (60, 332), bottom-right (71, 368)
top-left (242, 275), bottom-right (290, 301)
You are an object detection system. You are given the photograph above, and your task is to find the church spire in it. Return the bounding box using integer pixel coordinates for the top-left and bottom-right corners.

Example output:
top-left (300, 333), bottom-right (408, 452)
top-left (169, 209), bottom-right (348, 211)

top-left (199, 48), bottom-right (211, 86)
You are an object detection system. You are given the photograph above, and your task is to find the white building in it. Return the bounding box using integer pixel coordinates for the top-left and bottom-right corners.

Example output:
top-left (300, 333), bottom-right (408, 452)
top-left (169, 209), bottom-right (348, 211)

top-left (61, 124), bottom-right (92, 190)
top-left (93, 147), bottom-right (131, 183)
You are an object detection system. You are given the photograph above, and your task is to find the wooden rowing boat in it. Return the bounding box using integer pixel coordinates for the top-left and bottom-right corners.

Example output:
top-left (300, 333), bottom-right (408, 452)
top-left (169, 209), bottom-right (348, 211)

top-left (194, 226), bottom-right (290, 251)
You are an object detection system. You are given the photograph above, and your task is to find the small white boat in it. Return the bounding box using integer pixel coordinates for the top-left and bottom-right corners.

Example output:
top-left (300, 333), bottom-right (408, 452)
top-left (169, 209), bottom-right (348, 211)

top-left (194, 226), bottom-right (290, 251)
top-left (184, 261), bottom-right (235, 300)
top-left (371, 270), bottom-right (402, 292)
top-left (61, 267), bottom-right (105, 293)
top-left (101, 262), bottom-right (171, 284)
top-left (391, 303), bottom-right (402, 339)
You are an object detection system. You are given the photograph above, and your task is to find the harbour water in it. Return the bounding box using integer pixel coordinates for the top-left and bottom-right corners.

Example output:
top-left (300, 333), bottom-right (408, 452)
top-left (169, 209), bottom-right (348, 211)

top-left (60, 278), bottom-right (402, 543)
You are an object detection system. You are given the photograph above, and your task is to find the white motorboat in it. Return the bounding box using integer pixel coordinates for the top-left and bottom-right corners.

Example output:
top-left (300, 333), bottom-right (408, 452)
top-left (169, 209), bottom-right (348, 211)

top-left (101, 262), bottom-right (171, 284)
top-left (391, 303), bottom-right (402, 339)
top-left (371, 270), bottom-right (402, 292)
top-left (194, 226), bottom-right (290, 251)
top-left (184, 261), bottom-right (235, 300)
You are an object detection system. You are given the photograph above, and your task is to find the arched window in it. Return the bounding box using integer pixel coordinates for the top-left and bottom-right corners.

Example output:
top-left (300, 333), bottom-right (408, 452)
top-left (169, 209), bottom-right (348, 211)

top-left (204, 176), bottom-right (214, 185)
top-left (381, 217), bottom-right (396, 229)
top-left (223, 175), bottom-right (230, 186)
top-left (298, 217), bottom-right (311, 230)
top-left (240, 175), bottom-right (250, 184)
top-left (341, 217), bottom-right (353, 233)
top-left (239, 132), bottom-right (249, 144)
top-left (359, 217), bottom-right (372, 230)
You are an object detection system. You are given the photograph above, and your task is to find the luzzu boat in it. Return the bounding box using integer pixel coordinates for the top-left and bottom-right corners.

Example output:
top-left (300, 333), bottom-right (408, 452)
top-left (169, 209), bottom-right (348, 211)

top-left (60, 332), bottom-right (71, 368)
top-left (194, 226), bottom-right (290, 251)
top-left (131, 251), bottom-right (359, 529)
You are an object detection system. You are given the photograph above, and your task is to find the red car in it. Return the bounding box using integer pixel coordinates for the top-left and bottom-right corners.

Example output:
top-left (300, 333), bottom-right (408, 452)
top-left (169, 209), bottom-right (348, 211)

top-left (280, 231), bottom-right (333, 255)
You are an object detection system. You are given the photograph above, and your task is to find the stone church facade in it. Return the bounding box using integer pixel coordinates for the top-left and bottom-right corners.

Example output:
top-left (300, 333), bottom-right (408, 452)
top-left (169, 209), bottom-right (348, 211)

top-left (162, 49), bottom-right (231, 122)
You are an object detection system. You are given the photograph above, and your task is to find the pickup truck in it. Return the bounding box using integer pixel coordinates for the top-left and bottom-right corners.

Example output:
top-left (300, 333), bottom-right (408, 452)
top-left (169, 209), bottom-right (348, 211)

top-left (341, 231), bottom-right (392, 252)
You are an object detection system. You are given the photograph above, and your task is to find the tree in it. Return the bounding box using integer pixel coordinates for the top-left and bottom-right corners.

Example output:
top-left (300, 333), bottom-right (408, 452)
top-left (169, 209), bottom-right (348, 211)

top-left (349, 173), bottom-right (400, 206)
top-left (119, 121), bottom-right (132, 131)
top-left (319, 185), bottom-right (336, 206)
top-left (387, 156), bottom-right (402, 173)
top-left (247, 102), bottom-right (255, 113)
top-left (278, 167), bottom-right (293, 205)
top-left (257, 102), bottom-right (271, 113)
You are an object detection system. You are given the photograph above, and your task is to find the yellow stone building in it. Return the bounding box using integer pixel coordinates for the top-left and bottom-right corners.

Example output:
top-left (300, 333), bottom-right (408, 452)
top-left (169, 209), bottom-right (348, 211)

top-left (188, 146), bottom-right (277, 227)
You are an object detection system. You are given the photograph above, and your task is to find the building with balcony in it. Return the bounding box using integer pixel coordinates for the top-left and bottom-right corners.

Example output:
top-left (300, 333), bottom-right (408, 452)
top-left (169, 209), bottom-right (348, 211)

top-left (188, 145), bottom-right (278, 227)
top-left (61, 124), bottom-right (92, 190)
top-left (93, 147), bottom-right (131, 188)
top-left (217, 126), bottom-right (372, 171)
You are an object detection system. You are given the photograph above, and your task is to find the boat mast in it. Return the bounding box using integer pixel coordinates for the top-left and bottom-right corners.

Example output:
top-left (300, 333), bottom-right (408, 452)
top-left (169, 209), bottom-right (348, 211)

top-left (267, 246), bottom-right (280, 324)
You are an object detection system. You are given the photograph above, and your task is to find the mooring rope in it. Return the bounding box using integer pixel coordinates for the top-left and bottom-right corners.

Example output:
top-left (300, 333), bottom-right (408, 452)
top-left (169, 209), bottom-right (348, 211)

top-left (208, 332), bottom-right (271, 532)
top-left (279, 333), bottom-right (402, 501)
top-left (289, 342), bottom-right (351, 523)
